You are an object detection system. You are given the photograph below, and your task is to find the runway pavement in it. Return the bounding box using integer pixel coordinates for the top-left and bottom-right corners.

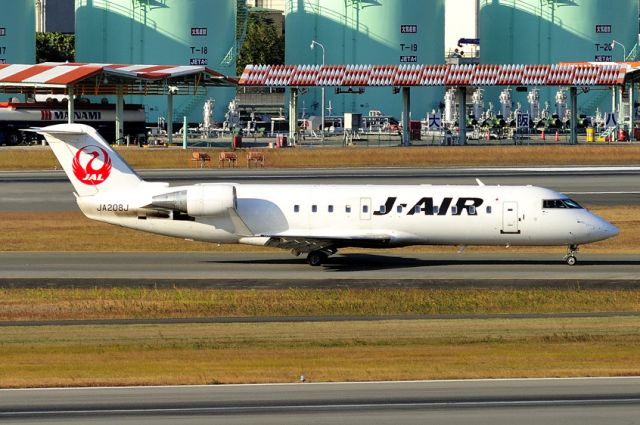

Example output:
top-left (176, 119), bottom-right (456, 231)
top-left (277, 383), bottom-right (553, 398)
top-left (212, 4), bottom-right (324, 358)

top-left (1, 378), bottom-right (639, 424)
top-left (1, 166), bottom-right (640, 211)
top-left (1, 252), bottom-right (639, 287)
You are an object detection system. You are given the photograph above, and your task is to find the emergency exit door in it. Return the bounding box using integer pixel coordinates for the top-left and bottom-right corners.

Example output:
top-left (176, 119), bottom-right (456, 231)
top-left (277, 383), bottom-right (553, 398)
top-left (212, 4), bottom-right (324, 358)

top-left (501, 201), bottom-right (520, 234)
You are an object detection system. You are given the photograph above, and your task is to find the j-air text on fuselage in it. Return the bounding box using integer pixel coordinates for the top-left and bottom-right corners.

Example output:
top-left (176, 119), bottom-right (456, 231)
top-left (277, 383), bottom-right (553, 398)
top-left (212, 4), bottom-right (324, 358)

top-left (31, 124), bottom-right (618, 266)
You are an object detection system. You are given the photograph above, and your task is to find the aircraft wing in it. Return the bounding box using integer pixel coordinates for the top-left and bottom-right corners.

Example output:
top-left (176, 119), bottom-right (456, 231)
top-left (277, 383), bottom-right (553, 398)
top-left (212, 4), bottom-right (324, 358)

top-left (262, 231), bottom-right (393, 253)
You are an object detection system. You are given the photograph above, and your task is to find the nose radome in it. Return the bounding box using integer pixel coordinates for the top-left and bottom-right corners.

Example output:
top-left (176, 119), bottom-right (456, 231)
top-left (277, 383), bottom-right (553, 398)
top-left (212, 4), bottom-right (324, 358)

top-left (590, 215), bottom-right (619, 240)
top-left (603, 221), bottom-right (620, 238)
top-left (579, 213), bottom-right (619, 242)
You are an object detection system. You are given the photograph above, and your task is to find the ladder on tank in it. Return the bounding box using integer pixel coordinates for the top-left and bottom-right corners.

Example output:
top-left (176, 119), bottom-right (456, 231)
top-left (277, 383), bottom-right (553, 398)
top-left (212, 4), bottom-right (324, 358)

top-left (220, 0), bottom-right (249, 67)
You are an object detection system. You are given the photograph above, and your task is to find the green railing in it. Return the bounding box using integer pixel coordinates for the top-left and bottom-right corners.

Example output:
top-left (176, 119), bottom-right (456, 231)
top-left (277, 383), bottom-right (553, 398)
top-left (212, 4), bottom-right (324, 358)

top-left (220, 0), bottom-right (248, 66)
top-left (174, 89), bottom-right (210, 122)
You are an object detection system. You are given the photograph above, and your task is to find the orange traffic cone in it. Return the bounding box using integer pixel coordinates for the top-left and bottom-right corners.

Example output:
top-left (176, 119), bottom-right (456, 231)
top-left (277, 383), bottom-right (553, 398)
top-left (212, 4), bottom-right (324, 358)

top-left (540, 129), bottom-right (545, 141)
top-left (554, 130), bottom-right (559, 142)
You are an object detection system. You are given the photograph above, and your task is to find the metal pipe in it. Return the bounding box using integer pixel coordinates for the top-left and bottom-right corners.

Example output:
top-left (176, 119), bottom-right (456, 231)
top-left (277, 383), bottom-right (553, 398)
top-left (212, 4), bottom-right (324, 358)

top-left (457, 86), bottom-right (467, 145)
top-left (629, 79), bottom-right (634, 133)
top-left (115, 85), bottom-right (124, 144)
top-left (310, 40), bottom-right (325, 142)
top-left (569, 86), bottom-right (577, 145)
top-left (182, 116), bottom-right (187, 150)
top-left (67, 86), bottom-right (74, 124)
top-left (289, 87), bottom-right (298, 146)
top-left (35, 0), bottom-right (43, 32)
top-left (612, 39), bottom-right (627, 61)
top-left (167, 91), bottom-right (173, 145)
top-left (402, 87), bottom-right (410, 146)
top-left (619, 85), bottom-right (624, 127)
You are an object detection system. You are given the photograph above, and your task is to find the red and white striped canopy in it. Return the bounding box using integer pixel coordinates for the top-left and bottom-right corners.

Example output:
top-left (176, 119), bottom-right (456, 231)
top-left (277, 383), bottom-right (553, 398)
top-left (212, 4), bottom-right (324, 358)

top-left (0, 62), bottom-right (236, 94)
top-left (239, 63), bottom-right (628, 87)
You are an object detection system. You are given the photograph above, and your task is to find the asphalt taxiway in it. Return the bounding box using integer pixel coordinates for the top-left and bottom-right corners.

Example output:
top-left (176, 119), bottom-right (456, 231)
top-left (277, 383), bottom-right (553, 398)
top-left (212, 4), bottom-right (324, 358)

top-left (1, 252), bottom-right (639, 287)
top-left (1, 378), bottom-right (639, 425)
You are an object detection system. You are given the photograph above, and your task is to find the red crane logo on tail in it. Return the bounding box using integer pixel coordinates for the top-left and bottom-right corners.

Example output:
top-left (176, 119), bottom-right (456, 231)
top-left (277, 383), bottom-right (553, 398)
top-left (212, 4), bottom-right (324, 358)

top-left (72, 145), bottom-right (112, 185)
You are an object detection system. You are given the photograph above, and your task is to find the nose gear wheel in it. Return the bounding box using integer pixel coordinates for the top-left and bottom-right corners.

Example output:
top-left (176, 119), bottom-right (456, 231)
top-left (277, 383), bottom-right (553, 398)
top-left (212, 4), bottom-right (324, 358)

top-left (563, 244), bottom-right (579, 265)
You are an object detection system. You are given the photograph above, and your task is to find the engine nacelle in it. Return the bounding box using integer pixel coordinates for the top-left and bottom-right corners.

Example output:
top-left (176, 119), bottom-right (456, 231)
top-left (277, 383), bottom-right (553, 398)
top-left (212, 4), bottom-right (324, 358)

top-left (151, 184), bottom-right (236, 216)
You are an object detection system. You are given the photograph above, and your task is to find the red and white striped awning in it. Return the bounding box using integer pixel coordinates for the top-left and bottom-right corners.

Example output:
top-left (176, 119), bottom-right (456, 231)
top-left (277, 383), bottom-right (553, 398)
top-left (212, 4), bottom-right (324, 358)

top-left (239, 63), bottom-right (628, 87)
top-left (0, 62), bottom-right (237, 95)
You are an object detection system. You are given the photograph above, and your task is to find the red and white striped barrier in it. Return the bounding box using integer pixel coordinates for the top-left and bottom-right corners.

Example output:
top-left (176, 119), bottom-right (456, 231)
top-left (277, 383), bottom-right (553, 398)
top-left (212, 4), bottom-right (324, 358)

top-left (239, 63), bottom-right (629, 87)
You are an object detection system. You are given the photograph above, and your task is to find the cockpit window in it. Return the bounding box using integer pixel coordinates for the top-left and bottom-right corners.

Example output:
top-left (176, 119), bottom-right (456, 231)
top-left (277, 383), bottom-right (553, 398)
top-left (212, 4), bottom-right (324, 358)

top-left (562, 199), bottom-right (582, 208)
top-left (542, 199), bottom-right (583, 209)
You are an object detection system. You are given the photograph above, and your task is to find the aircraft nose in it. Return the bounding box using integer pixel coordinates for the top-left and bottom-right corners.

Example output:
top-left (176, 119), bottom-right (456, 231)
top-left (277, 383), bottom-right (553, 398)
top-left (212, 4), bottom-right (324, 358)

top-left (601, 221), bottom-right (620, 239)
top-left (588, 215), bottom-right (619, 241)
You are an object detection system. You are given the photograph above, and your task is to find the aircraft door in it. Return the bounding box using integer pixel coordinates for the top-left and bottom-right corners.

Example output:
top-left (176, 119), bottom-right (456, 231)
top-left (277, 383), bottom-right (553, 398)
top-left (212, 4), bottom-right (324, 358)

top-left (360, 198), bottom-right (372, 220)
top-left (501, 201), bottom-right (520, 234)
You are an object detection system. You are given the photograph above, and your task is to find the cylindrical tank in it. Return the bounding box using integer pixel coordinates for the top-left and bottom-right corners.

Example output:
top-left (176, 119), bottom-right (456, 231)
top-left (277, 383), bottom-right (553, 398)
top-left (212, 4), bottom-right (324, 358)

top-left (555, 89), bottom-right (567, 119)
top-left (480, 0), bottom-right (638, 115)
top-left (0, 1), bottom-right (35, 66)
top-left (472, 88), bottom-right (484, 120)
top-left (285, 0), bottom-right (445, 120)
top-left (443, 88), bottom-right (457, 124)
top-left (75, 0), bottom-right (236, 123)
top-left (499, 89), bottom-right (512, 118)
top-left (527, 89), bottom-right (540, 120)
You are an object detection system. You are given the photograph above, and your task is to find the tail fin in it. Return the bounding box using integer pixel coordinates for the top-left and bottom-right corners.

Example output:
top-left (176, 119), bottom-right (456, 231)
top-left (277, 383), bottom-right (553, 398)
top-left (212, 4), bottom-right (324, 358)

top-left (34, 124), bottom-right (143, 196)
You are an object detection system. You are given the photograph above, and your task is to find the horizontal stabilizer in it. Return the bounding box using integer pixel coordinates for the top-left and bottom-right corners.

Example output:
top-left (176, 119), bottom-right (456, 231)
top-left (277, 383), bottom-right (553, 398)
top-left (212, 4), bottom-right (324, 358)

top-left (24, 127), bottom-right (89, 135)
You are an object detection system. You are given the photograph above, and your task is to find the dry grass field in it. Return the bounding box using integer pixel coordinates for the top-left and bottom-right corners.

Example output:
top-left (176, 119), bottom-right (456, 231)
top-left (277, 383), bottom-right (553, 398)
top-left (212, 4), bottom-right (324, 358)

top-left (2, 287), bottom-right (640, 321)
top-left (2, 144), bottom-right (640, 387)
top-left (1, 317), bottom-right (639, 387)
top-left (3, 144), bottom-right (640, 170)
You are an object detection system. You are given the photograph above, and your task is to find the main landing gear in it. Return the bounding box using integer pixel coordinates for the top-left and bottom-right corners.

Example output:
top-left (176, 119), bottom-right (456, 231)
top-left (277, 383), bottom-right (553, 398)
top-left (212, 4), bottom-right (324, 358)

top-left (306, 249), bottom-right (336, 266)
top-left (563, 244), bottom-right (579, 266)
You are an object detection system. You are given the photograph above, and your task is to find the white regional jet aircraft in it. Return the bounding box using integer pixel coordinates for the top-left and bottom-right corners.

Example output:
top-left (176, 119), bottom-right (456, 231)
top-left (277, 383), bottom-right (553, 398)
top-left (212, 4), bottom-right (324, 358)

top-left (34, 123), bottom-right (618, 266)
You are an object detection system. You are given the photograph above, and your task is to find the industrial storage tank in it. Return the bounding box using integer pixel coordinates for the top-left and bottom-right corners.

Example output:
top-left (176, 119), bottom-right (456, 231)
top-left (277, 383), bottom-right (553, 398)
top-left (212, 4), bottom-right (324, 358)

top-left (285, 0), bottom-right (445, 121)
top-left (75, 0), bottom-right (236, 123)
top-left (0, 1), bottom-right (35, 66)
top-left (479, 0), bottom-right (638, 115)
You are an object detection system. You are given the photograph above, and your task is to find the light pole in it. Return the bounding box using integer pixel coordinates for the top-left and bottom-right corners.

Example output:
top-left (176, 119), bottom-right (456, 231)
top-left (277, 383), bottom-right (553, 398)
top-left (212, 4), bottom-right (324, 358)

top-left (611, 40), bottom-right (630, 134)
top-left (612, 40), bottom-right (627, 61)
top-left (310, 40), bottom-right (325, 142)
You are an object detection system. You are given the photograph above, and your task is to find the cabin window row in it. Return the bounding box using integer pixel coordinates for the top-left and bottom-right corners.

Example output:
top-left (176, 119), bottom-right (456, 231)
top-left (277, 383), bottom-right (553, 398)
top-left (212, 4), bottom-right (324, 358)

top-left (293, 204), bottom-right (492, 214)
top-left (293, 204), bottom-right (350, 213)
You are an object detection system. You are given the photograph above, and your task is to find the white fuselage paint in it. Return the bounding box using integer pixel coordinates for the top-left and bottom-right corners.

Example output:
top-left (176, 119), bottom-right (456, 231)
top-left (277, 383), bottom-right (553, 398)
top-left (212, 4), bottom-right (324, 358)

top-left (77, 183), bottom-right (618, 248)
top-left (34, 123), bottom-right (619, 262)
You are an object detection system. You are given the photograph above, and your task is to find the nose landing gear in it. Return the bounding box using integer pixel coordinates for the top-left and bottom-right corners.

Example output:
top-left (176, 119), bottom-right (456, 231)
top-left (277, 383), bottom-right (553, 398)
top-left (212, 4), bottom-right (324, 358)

top-left (563, 244), bottom-right (579, 265)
